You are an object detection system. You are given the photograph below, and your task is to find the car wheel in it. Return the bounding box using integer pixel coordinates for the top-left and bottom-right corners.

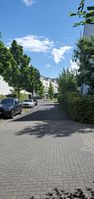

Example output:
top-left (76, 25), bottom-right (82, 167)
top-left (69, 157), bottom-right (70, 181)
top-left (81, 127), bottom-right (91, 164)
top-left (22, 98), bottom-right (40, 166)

top-left (19, 110), bottom-right (22, 114)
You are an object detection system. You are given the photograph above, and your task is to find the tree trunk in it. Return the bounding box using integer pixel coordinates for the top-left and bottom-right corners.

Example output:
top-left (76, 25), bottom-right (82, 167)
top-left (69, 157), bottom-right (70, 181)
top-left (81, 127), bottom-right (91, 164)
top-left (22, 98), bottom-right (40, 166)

top-left (17, 88), bottom-right (20, 99)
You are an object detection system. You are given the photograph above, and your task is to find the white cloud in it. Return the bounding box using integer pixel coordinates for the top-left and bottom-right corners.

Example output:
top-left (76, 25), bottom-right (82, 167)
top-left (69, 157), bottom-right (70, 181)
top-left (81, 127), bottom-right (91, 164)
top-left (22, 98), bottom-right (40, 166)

top-left (8, 35), bottom-right (73, 65)
top-left (70, 59), bottom-right (79, 71)
top-left (22, 0), bottom-right (34, 6)
top-left (15, 35), bottom-right (54, 53)
top-left (51, 46), bottom-right (72, 64)
top-left (45, 64), bottom-right (51, 68)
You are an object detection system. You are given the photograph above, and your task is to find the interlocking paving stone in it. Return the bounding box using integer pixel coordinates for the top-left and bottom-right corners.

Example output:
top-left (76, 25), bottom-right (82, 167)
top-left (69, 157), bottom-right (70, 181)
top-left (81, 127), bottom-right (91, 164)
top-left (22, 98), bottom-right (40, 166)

top-left (0, 101), bottom-right (94, 198)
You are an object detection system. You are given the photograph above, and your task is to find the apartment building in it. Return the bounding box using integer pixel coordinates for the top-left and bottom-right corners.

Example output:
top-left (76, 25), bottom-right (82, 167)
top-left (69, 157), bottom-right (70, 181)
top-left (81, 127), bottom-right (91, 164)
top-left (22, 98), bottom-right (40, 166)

top-left (81, 24), bottom-right (94, 94)
top-left (40, 75), bottom-right (58, 95)
top-left (0, 76), bottom-right (30, 96)
top-left (0, 75), bottom-right (58, 96)
top-left (0, 76), bottom-right (12, 95)
top-left (83, 24), bottom-right (94, 37)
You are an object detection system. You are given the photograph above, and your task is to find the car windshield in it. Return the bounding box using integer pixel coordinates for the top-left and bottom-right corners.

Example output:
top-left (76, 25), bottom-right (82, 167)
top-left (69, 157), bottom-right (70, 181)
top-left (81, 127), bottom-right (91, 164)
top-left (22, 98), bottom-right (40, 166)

top-left (24, 100), bottom-right (33, 102)
top-left (1, 98), bottom-right (14, 105)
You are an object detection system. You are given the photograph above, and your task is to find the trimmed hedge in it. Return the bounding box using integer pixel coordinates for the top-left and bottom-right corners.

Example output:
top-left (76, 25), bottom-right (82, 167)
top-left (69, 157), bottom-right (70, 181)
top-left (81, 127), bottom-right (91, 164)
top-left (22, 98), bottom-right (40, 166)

top-left (0, 93), bottom-right (28, 101)
top-left (6, 93), bottom-right (29, 100)
top-left (59, 92), bottom-right (94, 123)
top-left (0, 94), bottom-right (5, 99)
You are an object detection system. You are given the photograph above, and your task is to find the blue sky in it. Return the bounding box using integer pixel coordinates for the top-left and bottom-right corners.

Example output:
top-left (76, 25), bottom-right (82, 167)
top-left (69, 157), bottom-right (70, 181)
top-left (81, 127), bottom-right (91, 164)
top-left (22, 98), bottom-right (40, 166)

top-left (0, 0), bottom-right (85, 78)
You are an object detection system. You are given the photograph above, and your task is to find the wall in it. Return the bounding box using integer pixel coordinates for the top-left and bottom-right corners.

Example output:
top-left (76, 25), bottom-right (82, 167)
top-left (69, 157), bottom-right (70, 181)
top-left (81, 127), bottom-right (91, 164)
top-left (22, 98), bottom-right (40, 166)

top-left (0, 76), bottom-right (12, 95)
top-left (83, 24), bottom-right (94, 37)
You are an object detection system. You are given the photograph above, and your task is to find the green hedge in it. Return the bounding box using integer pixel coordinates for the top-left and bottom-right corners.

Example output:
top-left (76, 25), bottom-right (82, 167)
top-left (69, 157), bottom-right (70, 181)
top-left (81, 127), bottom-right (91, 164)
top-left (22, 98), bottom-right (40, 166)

top-left (19, 93), bottom-right (29, 101)
top-left (0, 94), bottom-right (5, 99)
top-left (6, 93), bottom-right (29, 100)
top-left (0, 93), bottom-right (28, 101)
top-left (59, 92), bottom-right (94, 123)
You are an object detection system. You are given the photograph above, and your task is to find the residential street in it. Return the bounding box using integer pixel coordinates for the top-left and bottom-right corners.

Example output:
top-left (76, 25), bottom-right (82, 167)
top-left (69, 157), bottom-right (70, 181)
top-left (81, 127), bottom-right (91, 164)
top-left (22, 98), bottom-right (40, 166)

top-left (0, 99), bottom-right (94, 199)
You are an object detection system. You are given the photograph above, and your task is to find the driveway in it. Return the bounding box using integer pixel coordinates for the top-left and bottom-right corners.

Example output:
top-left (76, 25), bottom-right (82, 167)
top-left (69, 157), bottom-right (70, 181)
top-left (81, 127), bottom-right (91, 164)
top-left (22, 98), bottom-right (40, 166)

top-left (0, 100), bottom-right (94, 199)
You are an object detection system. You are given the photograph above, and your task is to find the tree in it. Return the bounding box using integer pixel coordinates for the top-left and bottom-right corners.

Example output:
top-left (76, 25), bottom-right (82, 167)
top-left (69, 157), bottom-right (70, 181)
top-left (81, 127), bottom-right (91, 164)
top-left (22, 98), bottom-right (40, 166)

top-left (0, 40), bottom-right (15, 76)
top-left (70, 0), bottom-right (94, 26)
top-left (7, 40), bottom-right (31, 98)
top-left (58, 68), bottom-right (77, 95)
top-left (38, 82), bottom-right (44, 97)
top-left (33, 68), bottom-right (41, 94)
top-left (24, 66), bottom-right (41, 96)
top-left (0, 39), bottom-right (41, 98)
top-left (48, 82), bottom-right (54, 99)
top-left (73, 35), bottom-right (94, 90)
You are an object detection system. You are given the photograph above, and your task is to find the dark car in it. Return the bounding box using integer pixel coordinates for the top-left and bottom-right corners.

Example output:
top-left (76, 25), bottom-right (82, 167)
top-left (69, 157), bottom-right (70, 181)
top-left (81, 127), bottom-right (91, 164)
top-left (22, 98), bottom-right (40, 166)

top-left (36, 96), bottom-right (42, 99)
top-left (32, 97), bottom-right (38, 106)
top-left (0, 98), bottom-right (22, 118)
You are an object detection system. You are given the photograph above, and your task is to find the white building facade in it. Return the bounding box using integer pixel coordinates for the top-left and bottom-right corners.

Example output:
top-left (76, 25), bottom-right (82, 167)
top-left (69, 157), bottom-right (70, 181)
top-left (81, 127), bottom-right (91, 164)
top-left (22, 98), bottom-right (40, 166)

top-left (0, 76), bottom-right (12, 95)
top-left (40, 76), bottom-right (58, 95)
top-left (0, 76), bottom-right (30, 96)
top-left (83, 24), bottom-right (94, 37)
top-left (81, 24), bottom-right (94, 95)
top-left (0, 75), bottom-right (58, 96)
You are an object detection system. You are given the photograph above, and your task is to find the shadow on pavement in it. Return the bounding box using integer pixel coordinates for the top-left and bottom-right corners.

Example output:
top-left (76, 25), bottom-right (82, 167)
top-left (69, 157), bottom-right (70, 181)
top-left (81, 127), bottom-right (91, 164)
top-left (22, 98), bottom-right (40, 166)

top-left (14, 103), bottom-right (70, 122)
top-left (15, 120), bottom-right (94, 138)
top-left (30, 186), bottom-right (94, 199)
top-left (14, 102), bottom-right (94, 138)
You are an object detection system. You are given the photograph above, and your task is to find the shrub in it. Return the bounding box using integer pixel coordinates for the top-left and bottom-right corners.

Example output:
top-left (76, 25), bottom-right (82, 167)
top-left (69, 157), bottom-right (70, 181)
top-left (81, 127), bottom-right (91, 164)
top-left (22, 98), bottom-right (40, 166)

top-left (6, 92), bottom-right (29, 100)
top-left (0, 94), bottom-right (5, 99)
top-left (19, 93), bottom-right (29, 101)
top-left (6, 94), bottom-right (17, 98)
top-left (59, 92), bottom-right (94, 123)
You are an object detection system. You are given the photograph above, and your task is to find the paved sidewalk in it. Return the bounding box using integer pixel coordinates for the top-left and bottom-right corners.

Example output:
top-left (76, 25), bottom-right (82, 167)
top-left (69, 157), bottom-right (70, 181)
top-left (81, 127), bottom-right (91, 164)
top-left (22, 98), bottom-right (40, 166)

top-left (0, 101), bottom-right (94, 199)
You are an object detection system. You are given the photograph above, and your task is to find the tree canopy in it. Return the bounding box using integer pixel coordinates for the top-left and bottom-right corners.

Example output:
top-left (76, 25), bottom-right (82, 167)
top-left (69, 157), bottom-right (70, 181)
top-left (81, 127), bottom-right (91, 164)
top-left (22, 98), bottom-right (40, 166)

top-left (0, 41), bottom-right (15, 75)
top-left (58, 68), bottom-right (77, 95)
top-left (37, 81), bottom-right (44, 97)
top-left (70, 0), bottom-right (94, 26)
top-left (48, 82), bottom-right (54, 99)
top-left (0, 39), bottom-right (41, 98)
top-left (24, 66), bottom-right (41, 96)
top-left (73, 35), bottom-right (94, 89)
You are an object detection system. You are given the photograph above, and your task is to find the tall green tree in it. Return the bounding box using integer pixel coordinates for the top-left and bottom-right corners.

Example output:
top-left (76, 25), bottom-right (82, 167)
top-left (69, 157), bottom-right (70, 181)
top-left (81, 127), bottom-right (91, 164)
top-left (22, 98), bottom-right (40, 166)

top-left (9, 41), bottom-right (41, 97)
top-left (73, 35), bottom-right (94, 89)
top-left (48, 82), bottom-right (54, 99)
top-left (8, 40), bottom-right (31, 98)
top-left (0, 40), bottom-right (15, 76)
top-left (70, 0), bottom-right (94, 26)
top-left (58, 68), bottom-right (77, 95)
top-left (38, 81), bottom-right (44, 97)
top-left (0, 39), bottom-right (41, 98)
top-left (33, 68), bottom-right (41, 94)
top-left (24, 66), bottom-right (34, 95)
top-left (24, 66), bottom-right (41, 96)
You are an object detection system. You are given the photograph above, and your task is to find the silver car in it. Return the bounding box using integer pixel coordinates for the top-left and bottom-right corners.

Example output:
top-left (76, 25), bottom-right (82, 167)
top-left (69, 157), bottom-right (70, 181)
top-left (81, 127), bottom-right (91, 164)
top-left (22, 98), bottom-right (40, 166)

top-left (22, 99), bottom-right (35, 108)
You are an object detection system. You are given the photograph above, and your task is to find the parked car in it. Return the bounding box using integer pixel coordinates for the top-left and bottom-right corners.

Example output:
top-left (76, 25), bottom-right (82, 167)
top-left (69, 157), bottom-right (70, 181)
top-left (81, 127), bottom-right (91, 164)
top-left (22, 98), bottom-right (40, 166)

top-left (32, 97), bottom-right (38, 106)
top-left (0, 98), bottom-right (22, 118)
top-left (36, 96), bottom-right (42, 99)
top-left (22, 99), bottom-right (35, 108)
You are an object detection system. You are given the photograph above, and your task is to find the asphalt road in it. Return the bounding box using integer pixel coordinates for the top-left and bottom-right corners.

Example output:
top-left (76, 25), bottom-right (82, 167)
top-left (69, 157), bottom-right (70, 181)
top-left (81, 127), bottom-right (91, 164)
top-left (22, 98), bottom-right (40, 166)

top-left (13, 99), bottom-right (70, 122)
top-left (0, 99), bottom-right (94, 199)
